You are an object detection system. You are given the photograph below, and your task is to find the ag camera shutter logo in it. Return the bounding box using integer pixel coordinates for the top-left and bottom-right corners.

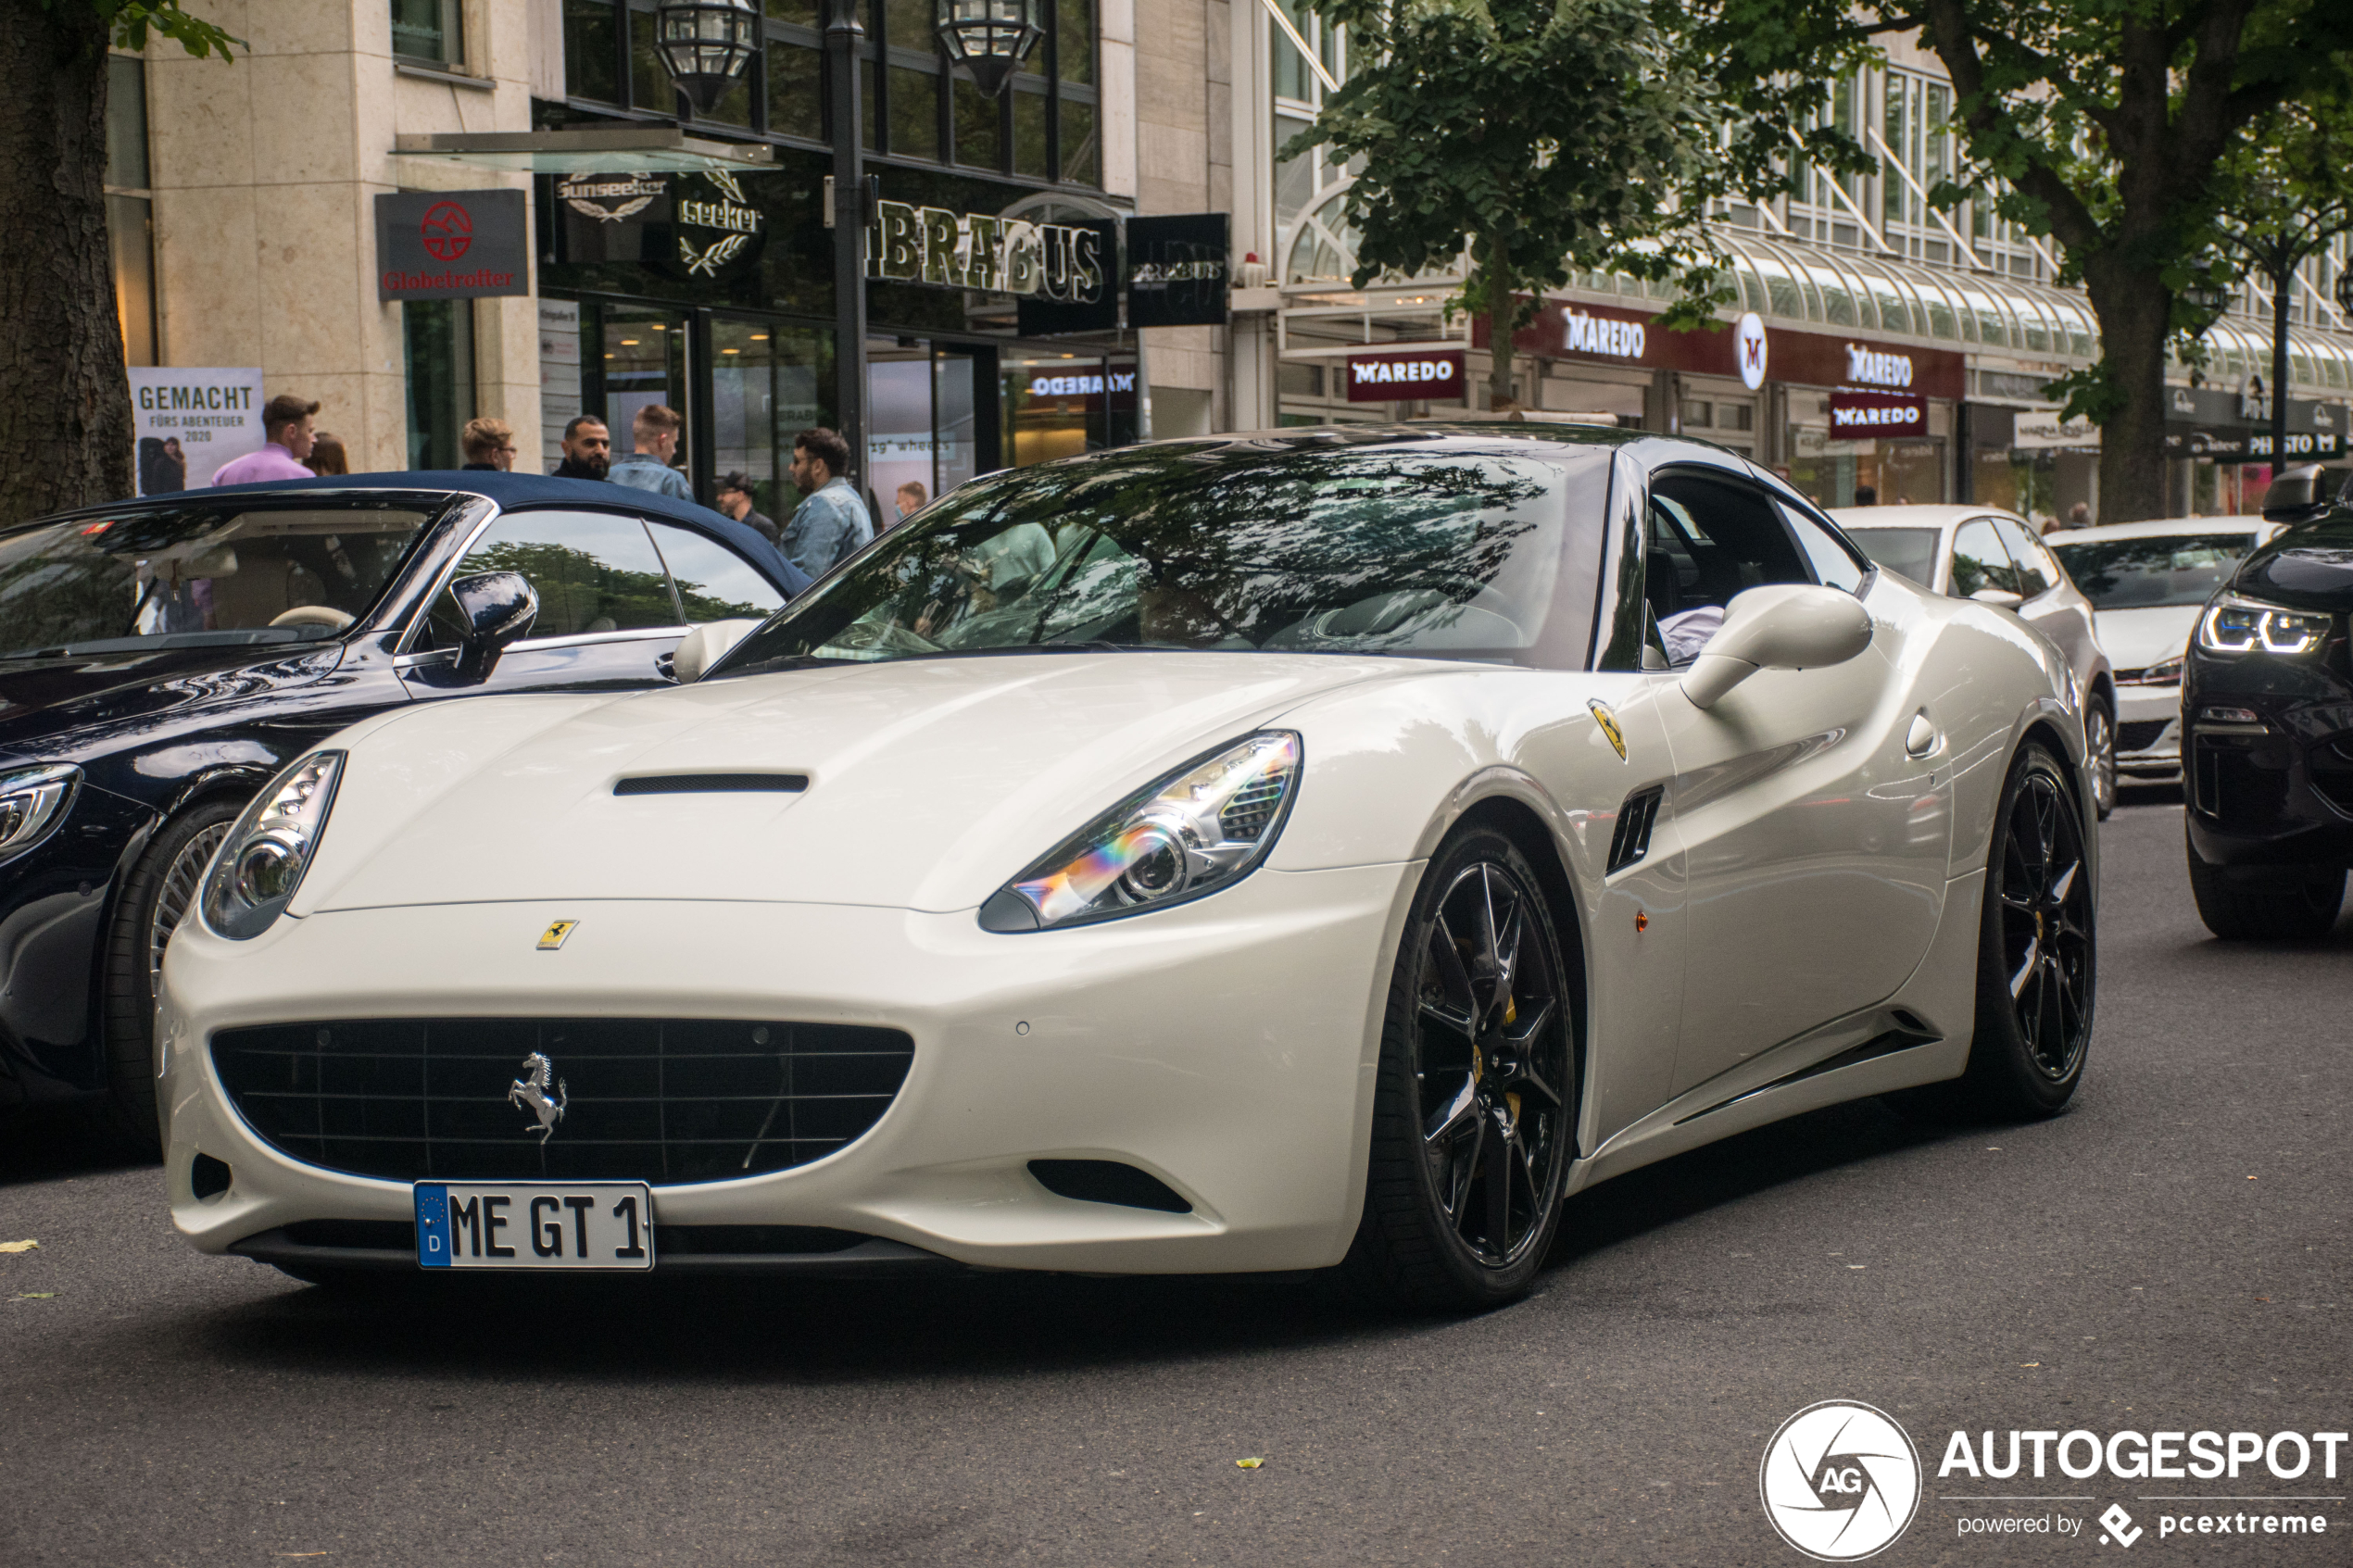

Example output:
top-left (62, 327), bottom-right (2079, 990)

top-left (1760, 1400), bottom-right (1922, 1561)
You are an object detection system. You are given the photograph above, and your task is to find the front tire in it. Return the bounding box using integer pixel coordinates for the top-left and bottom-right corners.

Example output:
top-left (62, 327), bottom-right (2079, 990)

top-left (2186, 835), bottom-right (2345, 939)
top-left (100, 797), bottom-right (242, 1154)
top-left (1338, 829), bottom-right (1579, 1312)
top-left (1905, 743), bottom-right (2095, 1121)
top-left (2085, 696), bottom-right (2117, 820)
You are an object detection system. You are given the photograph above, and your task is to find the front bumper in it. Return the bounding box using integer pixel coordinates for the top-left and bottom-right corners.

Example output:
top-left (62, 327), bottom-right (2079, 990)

top-left (2113, 684), bottom-right (2182, 778)
top-left (160, 862), bottom-right (1410, 1276)
top-left (2182, 647), bottom-right (2353, 872)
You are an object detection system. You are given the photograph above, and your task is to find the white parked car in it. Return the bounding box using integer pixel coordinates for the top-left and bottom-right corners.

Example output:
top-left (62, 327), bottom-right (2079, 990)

top-left (2045, 517), bottom-right (2284, 784)
top-left (159, 429), bottom-right (2099, 1311)
top-left (1832, 504), bottom-right (2116, 817)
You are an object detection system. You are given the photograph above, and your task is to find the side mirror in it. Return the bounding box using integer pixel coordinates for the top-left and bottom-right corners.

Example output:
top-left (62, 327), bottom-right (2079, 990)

top-left (1969, 586), bottom-right (2025, 608)
top-left (447, 571), bottom-right (537, 684)
top-left (1680, 583), bottom-right (1874, 709)
top-left (669, 618), bottom-right (762, 683)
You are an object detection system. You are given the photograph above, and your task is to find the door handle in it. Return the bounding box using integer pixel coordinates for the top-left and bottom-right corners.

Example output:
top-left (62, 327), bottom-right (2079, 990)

top-left (1905, 709), bottom-right (1940, 759)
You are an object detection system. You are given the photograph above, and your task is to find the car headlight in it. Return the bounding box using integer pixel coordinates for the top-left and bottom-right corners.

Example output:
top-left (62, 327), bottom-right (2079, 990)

top-left (2199, 596), bottom-right (2333, 656)
top-left (0, 763), bottom-right (79, 866)
top-left (200, 751), bottom-right (346, 940)
top-left (978, 732), bottom-right (1302, 932)
top-left (2116, 654), bottom-right (2183, 686)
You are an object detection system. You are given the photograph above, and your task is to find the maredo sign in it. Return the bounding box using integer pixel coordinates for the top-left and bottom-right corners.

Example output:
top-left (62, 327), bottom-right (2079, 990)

top-left (1478, 298), bottom-right (1967, 401)
top-left (1346, 349), bottom-right (1466, 402)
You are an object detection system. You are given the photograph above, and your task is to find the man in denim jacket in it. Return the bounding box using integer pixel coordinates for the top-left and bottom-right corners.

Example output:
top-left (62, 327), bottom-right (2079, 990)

top-left (780, 427), bottom-right (875, 579)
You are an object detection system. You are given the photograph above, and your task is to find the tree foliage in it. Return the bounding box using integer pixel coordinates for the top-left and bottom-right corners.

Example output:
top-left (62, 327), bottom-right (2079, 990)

top-left (1286, 0), bottom-right (1769, 409)
top-left (57, 0), bottom-right (240, 59)
top-left (1680, 0), bottom-right (2353, 520)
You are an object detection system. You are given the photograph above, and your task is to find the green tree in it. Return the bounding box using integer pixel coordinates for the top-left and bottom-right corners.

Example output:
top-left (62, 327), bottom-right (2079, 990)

top-left (1687, 0), bottom-right (2353, 521)
top-left (1, 3), bottom-right (237, 529)
top-left (2208, 86), bottom-right (2353, 481)
top-left (1287, 0), bottom-right (1789, 412)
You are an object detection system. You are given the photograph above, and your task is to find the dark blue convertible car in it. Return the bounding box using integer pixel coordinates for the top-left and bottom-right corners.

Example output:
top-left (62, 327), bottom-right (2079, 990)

top-left (0, 472), bottom-right (807, 1147)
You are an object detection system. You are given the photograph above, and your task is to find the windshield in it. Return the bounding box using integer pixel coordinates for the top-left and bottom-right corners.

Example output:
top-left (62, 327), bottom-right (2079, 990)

top-left (0, 503), bottom-right (439, 660)
top-left (713, 442), bottom-right (1611, 674)
top-left (2049, 533), bottom-right (2260, 609)
top-left (1845, 527), bottom-right (1942, 589)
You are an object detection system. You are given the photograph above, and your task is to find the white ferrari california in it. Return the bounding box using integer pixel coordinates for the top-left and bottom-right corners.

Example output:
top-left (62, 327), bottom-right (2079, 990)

top-left (158, 426), bottom-right (2099, 1311)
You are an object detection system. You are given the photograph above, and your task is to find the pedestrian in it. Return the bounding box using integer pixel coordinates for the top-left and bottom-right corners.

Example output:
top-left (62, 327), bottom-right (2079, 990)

top-left (552, 415), bottom-right (610, 480)
top-left (1852, 483), bottom-right (1878, 507)
top-left (211, 394), bottom-right (321, 485)
top-left (780, 428), bottom-right (874, 579)
top-left (714, 470), bottom-right (778, 544)
top-left (460, 417), bottom-right (517, 471)
top-left (305, 433), bottom-right (349, 476)
top-left (895, 481), bottom-right (928, 523)
top-left (2065, 501), bottom-right (2091, 530)
top-left (608, 404), bottom-right (694, 501)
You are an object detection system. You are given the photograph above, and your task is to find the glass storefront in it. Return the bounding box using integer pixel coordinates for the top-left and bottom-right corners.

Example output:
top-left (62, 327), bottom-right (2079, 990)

top-left (1788, 429), bottom-right (1946, 508)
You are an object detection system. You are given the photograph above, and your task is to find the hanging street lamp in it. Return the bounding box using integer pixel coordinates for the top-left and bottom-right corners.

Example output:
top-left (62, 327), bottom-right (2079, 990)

top-left (935, 0), bottom-right (1044, 96)
top-left (2335, 266), bottom-right (2353, 320)
top-left (653, 0), bottom-right (760, 113)
top-left (2178, 267), bottom-right (2233, 336)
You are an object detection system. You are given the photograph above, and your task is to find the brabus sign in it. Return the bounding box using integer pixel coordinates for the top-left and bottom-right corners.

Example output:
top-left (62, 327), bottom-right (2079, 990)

top-left (1346, 350), bottom-right (1467, 402)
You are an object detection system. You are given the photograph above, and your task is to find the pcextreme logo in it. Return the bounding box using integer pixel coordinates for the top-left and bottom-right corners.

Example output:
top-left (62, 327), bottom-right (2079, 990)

top-left (1760, 1401), bottom-right (1923, 1562)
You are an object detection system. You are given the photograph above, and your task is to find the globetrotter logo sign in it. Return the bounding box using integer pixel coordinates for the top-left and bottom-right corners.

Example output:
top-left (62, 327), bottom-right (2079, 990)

top-left (1760, 1400), bottom-right (1922, 1561)
top-left (1346, 350), bottom-right (1467, 403)
top-left (375, 189), bottom-right (527, 301)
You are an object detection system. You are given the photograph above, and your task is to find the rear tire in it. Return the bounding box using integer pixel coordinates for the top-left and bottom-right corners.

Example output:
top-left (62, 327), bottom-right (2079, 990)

top-left (99, 797), bottom-right (243, 1155)
top-left (2186, 836), bottom-right (2345, 939)
top-left (1902, 742), bottom-right (2094, 1122)
top-left (1335, 829), bottom-right (1579, 1313)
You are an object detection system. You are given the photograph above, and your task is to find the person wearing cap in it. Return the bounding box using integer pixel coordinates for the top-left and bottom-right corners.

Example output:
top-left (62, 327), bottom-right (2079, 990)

top-left (715, 471), bottom-right (778, 545)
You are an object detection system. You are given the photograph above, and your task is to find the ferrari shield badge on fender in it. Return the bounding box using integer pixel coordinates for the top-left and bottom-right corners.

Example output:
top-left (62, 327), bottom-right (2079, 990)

top-left (536, 919), bottom-right (579, 950)
top-left (1588, 700), bottom-right (1629, 761)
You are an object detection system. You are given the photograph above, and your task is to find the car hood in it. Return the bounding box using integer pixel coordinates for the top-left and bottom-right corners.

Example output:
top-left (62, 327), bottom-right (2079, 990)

top-left (0, 641), bottom-right (343, 757)
top-left (2091, 606), bottom-right (2198, 672)
top-left (2234, 515), bottom-right (2353, 610)
top-left (296, 652), bottom-right (1408, 916)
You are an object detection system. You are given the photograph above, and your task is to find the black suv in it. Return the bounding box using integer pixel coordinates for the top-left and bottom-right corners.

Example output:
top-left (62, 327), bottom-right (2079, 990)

top-left (2182, 505), bottom-right (2353, 936)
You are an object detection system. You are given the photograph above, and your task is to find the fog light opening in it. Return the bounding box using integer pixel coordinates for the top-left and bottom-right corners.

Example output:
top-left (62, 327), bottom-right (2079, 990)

top-left (1027, 1159), bottom-right (1194, 1213)
top-left (191, 1152), bottom-right (232, 1200)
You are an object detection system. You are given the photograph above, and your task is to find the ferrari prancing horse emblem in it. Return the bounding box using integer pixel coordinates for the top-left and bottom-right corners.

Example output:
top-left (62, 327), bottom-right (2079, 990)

top-left (1588, 700), bottom-right (1629, 761)
top-left (536, 919), bottom-right (579, 950)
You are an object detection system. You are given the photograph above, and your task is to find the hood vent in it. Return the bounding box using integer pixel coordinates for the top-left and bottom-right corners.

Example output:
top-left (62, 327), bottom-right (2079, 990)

top-left (613, 772), bottom-right (808, 796)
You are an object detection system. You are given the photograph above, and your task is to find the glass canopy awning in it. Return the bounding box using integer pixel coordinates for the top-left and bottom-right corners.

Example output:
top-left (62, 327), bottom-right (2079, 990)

top-left (389, 125), bottom-right (779, 174)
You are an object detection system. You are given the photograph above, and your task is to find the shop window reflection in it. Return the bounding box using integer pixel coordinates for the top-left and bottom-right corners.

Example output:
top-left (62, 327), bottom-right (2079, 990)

top-left (766, 40), bottom-right (822, 138)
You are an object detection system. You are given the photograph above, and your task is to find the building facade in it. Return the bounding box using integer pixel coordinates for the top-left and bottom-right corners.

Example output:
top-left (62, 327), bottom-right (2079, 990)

top-left (1230, 22), bottom-right (2353, 525)
top-left (109, 0), bottom-right (1240, 520)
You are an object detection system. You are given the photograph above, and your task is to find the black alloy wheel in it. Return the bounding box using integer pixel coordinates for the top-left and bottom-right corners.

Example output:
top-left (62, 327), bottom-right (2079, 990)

top-left (2085, 697), bottom-right (2117, 820)
top-left (1901, 743), bottom-right (2094, 1121)
top-left (102, 798), bottom-right (243, 1154)
top-left (1340, 828), bottom-right (1578, 1311)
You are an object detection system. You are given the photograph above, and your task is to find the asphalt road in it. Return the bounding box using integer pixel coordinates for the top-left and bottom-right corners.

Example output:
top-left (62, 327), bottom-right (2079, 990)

top-left (5, 788), bottom-right (2349, 1568)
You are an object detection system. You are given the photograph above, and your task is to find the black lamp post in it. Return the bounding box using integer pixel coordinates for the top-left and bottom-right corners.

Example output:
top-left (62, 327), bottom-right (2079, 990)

top-left (936, 0), bottom-right (1043, 95)
top-left (653, 0), bottom-right (760, 113)
top-left (826, 0), bottom-right (871, 486)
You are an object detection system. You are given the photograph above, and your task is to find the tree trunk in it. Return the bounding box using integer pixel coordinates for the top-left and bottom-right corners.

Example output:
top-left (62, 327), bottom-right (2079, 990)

top-left (2080, 257), bottom-right (2172, 523)
top-left (1483, 233), bottom-right (1516, 412)
top-left (0, 4), bottom-right (131, 529)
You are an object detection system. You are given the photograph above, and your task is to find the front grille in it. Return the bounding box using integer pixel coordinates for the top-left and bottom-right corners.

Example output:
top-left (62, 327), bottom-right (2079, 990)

top-left (211, 1019), bottom-right (913, 1185)
top-left (2118, 719), bottom-right (2173, 753)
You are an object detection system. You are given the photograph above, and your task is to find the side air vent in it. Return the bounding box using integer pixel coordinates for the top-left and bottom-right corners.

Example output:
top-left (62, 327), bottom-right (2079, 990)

top-left (1605, 785), bottom-right (1666, 875)
top-left (613, 773), bottom-right (808, 796)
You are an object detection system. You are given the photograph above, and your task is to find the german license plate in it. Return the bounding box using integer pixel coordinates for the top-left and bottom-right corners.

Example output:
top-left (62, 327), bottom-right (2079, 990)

top-left (413, 1182), bottom-right (654, 1272)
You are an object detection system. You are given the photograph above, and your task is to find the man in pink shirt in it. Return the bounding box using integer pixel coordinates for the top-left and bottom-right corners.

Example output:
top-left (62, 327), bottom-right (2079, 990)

top-left (211, 395), bottom-right (321, 485)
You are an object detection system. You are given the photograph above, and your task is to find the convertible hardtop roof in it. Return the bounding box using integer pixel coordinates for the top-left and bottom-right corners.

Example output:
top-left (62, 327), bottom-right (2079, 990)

top-left (30, 470), bottom-right (799, 587)
top-left (1139, 420), bottom-right (1682, 457)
